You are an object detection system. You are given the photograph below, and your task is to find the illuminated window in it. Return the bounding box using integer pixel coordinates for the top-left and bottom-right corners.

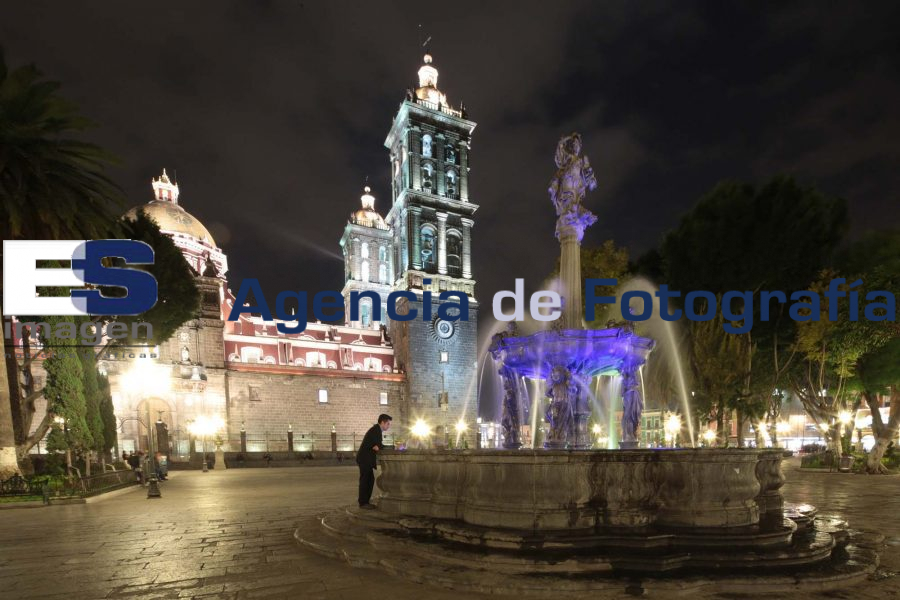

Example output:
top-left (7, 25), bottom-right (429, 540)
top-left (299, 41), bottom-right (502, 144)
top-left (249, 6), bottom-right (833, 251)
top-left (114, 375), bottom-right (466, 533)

top-left (439, 351), bottom-right (449, 363)
top-left (318, 389), bottom-right (328, 403)
top-left (361, 260), bottom-right (369, 282)
top-left (378, 246), bottom-right (386, 261)
top-left (361, 302), bottom-right (371, 328)
top-left (380, 392), bottom-right (389, 406)
top-left (378, 263), bottom-right (387, 284)
top-left (361, 242), bottom-right (369, 258)
top-left (447, 232), bottom-right (462, 277)
top-left (422, 134), bottom-right (433, 158)
top-left (240, 347), bottom-right (261, 364)
top-left (306, 351), bottom-right (326, 367)
top-left (422, 163), bottom-right (433, 189)
top-left (446, 170), bottom-right (457, 196)
top-left (421, 226), bottom-right (435, 272)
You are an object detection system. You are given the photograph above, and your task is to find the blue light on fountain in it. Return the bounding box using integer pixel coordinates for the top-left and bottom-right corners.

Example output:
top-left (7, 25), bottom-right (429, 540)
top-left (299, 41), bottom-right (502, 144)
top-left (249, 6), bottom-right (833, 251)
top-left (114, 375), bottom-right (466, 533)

top-left (489, 133), bottom-right (655, 449)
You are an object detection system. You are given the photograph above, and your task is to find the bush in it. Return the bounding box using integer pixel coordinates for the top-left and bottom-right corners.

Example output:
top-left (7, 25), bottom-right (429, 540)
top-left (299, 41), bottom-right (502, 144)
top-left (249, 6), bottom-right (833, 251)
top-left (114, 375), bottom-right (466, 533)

top-left (800, 443), bottom-right (826, 454)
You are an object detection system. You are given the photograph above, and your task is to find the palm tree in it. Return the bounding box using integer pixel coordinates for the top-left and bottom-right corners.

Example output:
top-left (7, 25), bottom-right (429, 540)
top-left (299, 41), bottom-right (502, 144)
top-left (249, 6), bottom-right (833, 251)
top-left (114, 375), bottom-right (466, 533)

top-left (0, 48), bottom-right (125, 476)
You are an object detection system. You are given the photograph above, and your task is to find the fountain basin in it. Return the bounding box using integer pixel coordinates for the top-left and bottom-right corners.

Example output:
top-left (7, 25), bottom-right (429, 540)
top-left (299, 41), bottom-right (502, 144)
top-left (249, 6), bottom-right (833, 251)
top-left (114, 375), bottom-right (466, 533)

top-left (492, 327), bottom-right (654, 379)
top-left (377, 448), bottom-right (782, 531)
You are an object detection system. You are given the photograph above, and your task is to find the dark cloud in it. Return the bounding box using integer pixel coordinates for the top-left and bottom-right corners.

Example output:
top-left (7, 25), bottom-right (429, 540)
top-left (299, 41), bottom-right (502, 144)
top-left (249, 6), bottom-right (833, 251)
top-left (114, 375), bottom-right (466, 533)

top-left (3, 0), bottom-right (899, 317)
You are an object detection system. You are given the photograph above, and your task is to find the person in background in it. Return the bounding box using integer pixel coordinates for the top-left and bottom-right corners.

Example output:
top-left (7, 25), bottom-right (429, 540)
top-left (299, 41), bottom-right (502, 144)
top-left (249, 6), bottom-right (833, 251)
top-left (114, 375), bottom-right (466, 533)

top-left (154, 451), bottom-right (168, 481)
top-left (356, 414), bottom-right (392, 509)
top-left (127, 451), bottom-right (143, 484)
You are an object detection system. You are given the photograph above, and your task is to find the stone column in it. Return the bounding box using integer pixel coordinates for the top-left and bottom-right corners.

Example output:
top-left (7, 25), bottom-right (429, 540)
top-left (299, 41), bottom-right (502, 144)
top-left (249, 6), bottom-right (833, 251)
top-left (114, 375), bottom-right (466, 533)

top-left (571, 372), bottom-right (592, 449)
top-left (436, 212), bottom-right (448, 275)
top-left (409, 207), bottom-right (421, 270)
top-left (461, 218), bottom-right (473, 279)
top-left (409, 129), bottom-right (421, 190)
top-left (458, 141), bottom-right (469, 201)
top-left (556, 220), bottom-right (589, 329)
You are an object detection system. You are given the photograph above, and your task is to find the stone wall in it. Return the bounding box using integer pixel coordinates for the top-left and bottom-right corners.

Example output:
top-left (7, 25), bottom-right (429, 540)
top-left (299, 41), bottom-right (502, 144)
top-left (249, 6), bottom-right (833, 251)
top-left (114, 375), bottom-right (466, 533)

top-left (224, 367), bottom-right (407, 447)
top-left (390, 296), bottom-right (479, 447)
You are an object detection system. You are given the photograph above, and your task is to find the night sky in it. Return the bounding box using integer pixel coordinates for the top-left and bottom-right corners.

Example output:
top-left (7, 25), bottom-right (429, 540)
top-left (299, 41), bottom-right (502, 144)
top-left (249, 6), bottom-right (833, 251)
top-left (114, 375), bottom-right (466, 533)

top-left (3, 2), bottom-right (900, 317)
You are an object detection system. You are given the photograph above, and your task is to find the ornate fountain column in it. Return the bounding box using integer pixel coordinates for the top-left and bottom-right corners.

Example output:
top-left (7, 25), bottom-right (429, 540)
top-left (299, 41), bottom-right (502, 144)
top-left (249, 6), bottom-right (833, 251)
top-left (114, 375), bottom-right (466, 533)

top-left (498, 366), bottom-right (522, 449)
top-left (620, 361), bottom-right (643, 448)
top-left (571, 372), bottom-right (593, 449)
top-left (549, 133), bottom-right (597, 329)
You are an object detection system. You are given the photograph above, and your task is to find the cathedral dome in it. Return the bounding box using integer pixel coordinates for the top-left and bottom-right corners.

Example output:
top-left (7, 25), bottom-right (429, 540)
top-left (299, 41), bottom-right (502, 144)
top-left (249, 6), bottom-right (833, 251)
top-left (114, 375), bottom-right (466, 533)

top-left (124, 169), bottom-right (217, 246)
top-left (125, 200), bottom-right (217, 246)
top-left (350, 186), bottom-right (387, 230)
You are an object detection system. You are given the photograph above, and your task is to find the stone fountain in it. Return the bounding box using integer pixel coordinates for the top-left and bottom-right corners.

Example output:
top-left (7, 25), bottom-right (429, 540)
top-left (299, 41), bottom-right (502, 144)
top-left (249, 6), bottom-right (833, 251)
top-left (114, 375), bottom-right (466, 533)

top-left (295, 134), bottom-right (882, 596)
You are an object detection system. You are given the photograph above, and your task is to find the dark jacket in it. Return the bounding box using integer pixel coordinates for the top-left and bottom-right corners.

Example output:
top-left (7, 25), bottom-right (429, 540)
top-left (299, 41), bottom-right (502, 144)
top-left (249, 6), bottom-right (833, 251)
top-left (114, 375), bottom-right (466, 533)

top-left (356, 424), bottom-right (383, 469)
top-left (127, 454), bottom-right (140, 469)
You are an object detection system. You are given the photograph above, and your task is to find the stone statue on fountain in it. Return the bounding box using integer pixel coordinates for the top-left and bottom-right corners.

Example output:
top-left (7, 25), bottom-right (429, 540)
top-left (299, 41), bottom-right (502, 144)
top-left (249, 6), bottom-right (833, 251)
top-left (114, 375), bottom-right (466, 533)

top-left (544, 365), bottom-right (576, 448)
top-left (498, 366), bottom-right (522, 449)
top-left (549, 133), bottom-right (598, 241)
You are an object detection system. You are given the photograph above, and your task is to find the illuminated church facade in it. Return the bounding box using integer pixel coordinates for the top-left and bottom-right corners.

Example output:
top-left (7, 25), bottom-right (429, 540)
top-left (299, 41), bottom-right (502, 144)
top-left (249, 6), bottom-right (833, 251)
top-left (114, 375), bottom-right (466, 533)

top-left (95, 53), bottom-right (480, 457)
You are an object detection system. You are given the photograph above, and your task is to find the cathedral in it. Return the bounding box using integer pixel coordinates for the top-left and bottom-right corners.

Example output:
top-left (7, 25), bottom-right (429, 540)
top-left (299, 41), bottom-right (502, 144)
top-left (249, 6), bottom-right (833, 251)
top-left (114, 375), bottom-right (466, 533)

top-left (88, 53), bottom-right (480, 458)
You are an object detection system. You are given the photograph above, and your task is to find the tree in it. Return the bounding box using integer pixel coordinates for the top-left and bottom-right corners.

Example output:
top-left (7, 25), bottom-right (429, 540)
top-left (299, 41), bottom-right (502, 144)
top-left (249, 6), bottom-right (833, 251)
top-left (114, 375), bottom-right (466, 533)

top-left (0, 303), bottom-right (18, 478)
top-left (0, 49), bottom-right (123, 474)
top-left (105, 211), bottom-right (200, 347)
top-left (650, 176), bottom-right (848, 443)
top-left (836, 230), bottom-right (900, 471)
top-left (686, 305), bottom-right (751, 445)
top-left (12, 219), bottom-right (200, 458)
top-left (78, 338), bottom-right (104, 476)
top-left (97, 374), bottom-right (117, 465)
top-left (0, 48), bottom-right (124, 241)
top-left (856, 340), bottom-right (900, 473)
top-left (41, 316), bottom-right (90, 470)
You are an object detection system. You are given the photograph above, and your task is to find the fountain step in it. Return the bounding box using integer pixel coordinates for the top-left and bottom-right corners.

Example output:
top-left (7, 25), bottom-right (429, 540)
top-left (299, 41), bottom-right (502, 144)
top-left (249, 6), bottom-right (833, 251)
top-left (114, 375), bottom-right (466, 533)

top-left (294, 507), bottom-right (881, 596)
top-left (413, 517), bottom-right (800, 552)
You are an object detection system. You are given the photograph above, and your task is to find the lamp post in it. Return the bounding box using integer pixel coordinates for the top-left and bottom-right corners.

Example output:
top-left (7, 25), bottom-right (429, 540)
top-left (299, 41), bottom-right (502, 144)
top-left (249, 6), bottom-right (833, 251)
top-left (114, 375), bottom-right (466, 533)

top-left (664, 413), bottom-right (682, 449)
top-left (188, 415), bottom-right (223, 473)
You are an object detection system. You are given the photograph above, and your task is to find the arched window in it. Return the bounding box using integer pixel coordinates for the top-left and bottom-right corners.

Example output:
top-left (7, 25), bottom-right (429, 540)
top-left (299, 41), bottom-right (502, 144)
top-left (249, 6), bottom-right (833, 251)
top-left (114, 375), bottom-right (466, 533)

top-left (361, 301), bottom-right (371, 328)
top-left (421, 226), bottom-right (436, 272)
top-left (422, 134), bottom-right (433, 158)
top-left (241, 347), bottom-right (261, 364)
top-left (306, 351), bottom-right (326, 367)
top-left (446, 169), bottom-right (457, 197)
top-left (378, 263), bottom-right (387, 284)
top-left (447, 231), bottom-right (462, 277)
top-left (361, 260), bottom-right (370, 283)
top-left (378, 246), bottom-right (386, 261)
top-left (445, 145), bottom-right (456, 164)
top-left (422, 163), bottom-right (433, 189)
top-left (361, 242), bottom-right (369, 259)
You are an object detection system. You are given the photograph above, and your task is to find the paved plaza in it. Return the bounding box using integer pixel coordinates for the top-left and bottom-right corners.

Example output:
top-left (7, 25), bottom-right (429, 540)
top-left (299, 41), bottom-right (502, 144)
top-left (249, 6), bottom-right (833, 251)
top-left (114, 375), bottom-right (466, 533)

top-left (0, 460), bottom-right (897, 600)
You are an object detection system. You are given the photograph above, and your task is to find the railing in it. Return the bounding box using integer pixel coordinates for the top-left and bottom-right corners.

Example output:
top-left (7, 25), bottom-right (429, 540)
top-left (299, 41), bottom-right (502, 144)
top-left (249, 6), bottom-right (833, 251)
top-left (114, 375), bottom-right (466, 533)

top-left (413, 97), bottom-right (464, 118)
top-left (0, 470), bottom-right (137, 501)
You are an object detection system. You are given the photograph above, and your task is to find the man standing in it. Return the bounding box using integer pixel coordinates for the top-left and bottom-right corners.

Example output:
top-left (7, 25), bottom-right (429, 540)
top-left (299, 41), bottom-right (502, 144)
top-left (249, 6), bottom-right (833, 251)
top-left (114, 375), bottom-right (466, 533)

top-left (356, 414), bottom-right (392, 509)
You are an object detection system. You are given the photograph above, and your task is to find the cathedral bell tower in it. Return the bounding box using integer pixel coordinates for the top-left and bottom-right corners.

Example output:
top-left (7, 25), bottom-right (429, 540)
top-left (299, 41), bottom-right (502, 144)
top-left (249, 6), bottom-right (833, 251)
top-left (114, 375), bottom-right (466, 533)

top-left (384, 52), bottom-right (479, 446)
top-left (340, 186), bottom-right (393, 329)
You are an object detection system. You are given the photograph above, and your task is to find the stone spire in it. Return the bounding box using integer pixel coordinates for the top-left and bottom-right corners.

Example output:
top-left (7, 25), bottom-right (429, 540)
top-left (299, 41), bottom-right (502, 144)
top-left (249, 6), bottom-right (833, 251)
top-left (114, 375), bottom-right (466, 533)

top-left (152, 168), bottom-right (180, 203)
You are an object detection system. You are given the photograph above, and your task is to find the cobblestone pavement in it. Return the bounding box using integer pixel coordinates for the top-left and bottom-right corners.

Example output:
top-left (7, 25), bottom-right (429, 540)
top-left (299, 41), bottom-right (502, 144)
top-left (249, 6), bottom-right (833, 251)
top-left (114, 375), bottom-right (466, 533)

top-left (0, 460), bottom-right (896, 600)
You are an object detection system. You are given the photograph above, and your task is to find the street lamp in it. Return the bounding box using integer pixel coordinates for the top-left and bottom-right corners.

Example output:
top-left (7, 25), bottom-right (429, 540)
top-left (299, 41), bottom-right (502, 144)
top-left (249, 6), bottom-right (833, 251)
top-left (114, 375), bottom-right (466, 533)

top-left (703, 429), bottom-right (716, 446)
top-left (664, 413), bottom-right (682, 448)
top-left (411, 419), bottom-right (431, 448)
top-left (188, 415), bottom-right (224, 472)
